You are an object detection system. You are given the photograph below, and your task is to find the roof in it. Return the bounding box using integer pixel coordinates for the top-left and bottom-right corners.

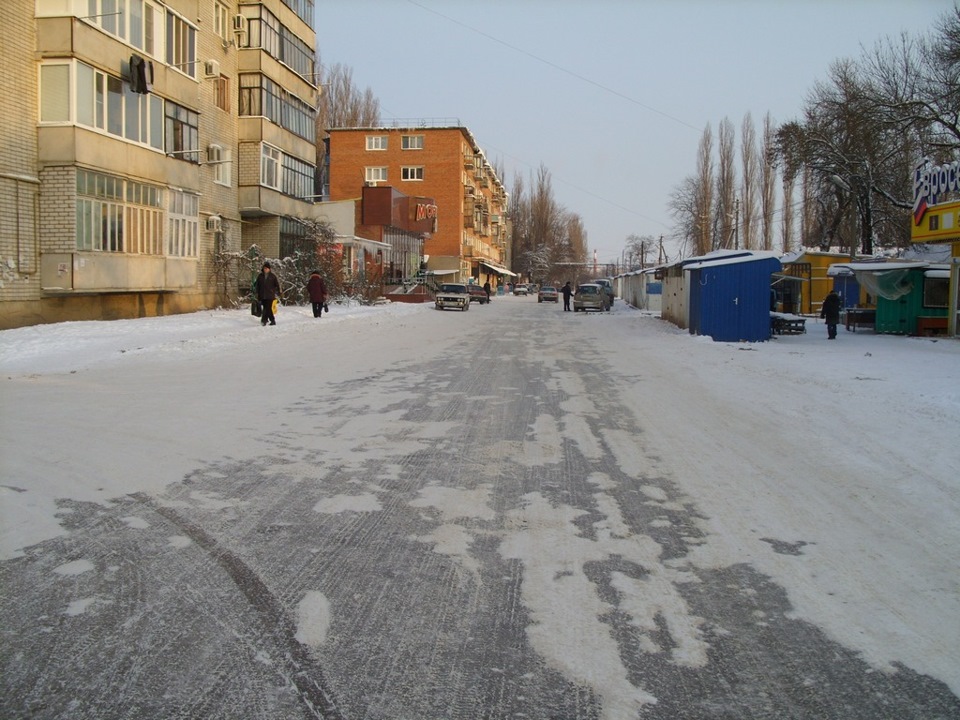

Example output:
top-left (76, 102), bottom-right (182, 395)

top-left (685, 252), bottom-right (781, 271)
top-left (827, 261), bottom-right (930, 276)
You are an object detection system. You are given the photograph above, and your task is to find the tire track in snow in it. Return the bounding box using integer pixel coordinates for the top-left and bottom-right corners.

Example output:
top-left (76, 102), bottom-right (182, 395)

top-left (130, 493), bottom-right (345, 720)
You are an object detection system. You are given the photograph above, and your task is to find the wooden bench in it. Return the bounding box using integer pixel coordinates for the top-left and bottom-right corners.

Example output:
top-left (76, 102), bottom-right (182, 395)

top-left (771, 313), bottom-right (806, 335)
top-left (844, 308), bottom-right (875, 332)
top-left (915, 316), bottom-right (948, 336)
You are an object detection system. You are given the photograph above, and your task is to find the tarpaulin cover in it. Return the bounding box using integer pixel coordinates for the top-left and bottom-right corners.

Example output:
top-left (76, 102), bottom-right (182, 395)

top-left (856, 268), bottom-right (914, 301)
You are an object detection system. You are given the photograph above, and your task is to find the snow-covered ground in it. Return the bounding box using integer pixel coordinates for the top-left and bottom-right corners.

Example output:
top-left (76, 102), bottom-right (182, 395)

top-left (1, 297), bottom-right (958, 718)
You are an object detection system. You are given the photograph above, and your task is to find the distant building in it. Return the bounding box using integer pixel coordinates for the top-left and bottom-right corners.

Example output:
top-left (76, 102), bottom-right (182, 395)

top-left (326, 124), bottom-right (514, 287)
top-left (1, 0), bottom-right (323, 329)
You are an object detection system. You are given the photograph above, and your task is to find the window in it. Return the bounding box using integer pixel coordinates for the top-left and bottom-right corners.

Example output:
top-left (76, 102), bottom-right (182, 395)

top-left (165, 10), bottom-right (196, 77)
top-left (215, 74), bottom-right (229, 112)
top-left (167, 189), bottom-right (199, 257)
top-left (279, 0), bottom-right (313, 27)
top-left (42, 60), bottom-right (163, 149)
top-left (366, 135), bottom-right (387, 151)
top-left (261, 143), bottom-right (281, 189)
top-left (75, 169), bottom-right (164, 254)
top-left (923, 277), bottom-right (950, 308)
top-left (238, 74), bottom-right (315, 141)
top-left (82, 0), bottom-right (160, 55)
top-left (365, 167), bottom-right (388, 183)
top-left (208, 144), bottom-right (231, 186)
top-left (281, 153), bottom-right (314, 199)
top-left (929, 215), bottom-right (939, 231)
top-left (256, 143), bottom-right (315, 197)
top-left (401, 135), bottom-right (423, 150)
top-left (280, 216), bottom-right (311, 258)
top-left (401, 166), bottom-right (424, 181)
top-left (241, 7), bottom-right (315, 80)
top-left (82, 0), bottom-right (163, 56)
top-left (213, 2), bottom-right (229, 41)
top-left (165, 101), bottom-right (199, 161)
top-left (39, 65), bottom-right (70, 122)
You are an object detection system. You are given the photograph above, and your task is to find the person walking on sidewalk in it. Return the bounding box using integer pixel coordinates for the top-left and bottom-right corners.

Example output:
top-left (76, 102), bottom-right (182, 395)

top-left (307, 270), bottom-right (328, 318)
top-left (255, 261), bottom-right (281, 326)
top-left (561, 281), bottom-right (573, 311)
top-left (820, 289), bottom-right (841, 339)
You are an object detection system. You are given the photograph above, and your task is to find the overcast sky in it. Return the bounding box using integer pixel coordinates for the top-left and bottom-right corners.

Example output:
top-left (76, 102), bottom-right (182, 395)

top-left (314, 0), bottom-right (954, 263)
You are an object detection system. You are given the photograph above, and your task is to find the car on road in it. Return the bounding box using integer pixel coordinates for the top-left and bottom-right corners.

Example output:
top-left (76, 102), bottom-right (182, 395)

top-left (435, 283), bottom-right (470, 311)
top-left (538, 286), bottom-right (559, 303)
top-left (573, 283), bottom-right (609, 312)
top-left (594, 278), bottom-right (615, 306)
top-left (513, 284), bottom-right (529, 296)
top-left (467, 284), bottom-right (489, 304)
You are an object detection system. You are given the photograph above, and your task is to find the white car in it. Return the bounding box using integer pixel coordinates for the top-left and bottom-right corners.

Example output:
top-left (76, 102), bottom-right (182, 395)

top-left (435, 283), bottom-right (470, 311)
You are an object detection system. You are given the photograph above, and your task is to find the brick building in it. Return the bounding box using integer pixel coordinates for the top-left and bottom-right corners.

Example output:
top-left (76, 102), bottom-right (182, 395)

top-left (0, 0), bottom-right (324, 329)
top-left (326, 123), bottom-right (513, 288)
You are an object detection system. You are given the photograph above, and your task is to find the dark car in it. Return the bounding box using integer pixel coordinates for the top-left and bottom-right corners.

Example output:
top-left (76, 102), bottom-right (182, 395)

top-left (594, 278), bottom-right (615, 306)
top-left (538, 286), bottom-right (559, 303)
top-left (467, 284), bottom-right (489, 304)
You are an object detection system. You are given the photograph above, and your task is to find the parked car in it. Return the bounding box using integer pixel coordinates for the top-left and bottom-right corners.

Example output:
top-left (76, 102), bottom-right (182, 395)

top-left (467, 284), bottom-right (489, 304)
top-left (594, 278), bottom-right (615, 306)
top-left (538, 285), bottom-right (559, 303)
top-left (435, 283), bottom-right (471, 311)
top-left (513, 284), bottom-right (529, 296)
top-left (573, 283), bottom-right (609, 312)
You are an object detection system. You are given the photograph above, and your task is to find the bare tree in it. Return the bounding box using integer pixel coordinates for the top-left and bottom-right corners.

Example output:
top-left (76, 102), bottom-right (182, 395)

top-left (694, 125), bottom-right (714, 256)
top-left (740, 113), bottom-right (759, 250)
top-left (507, 165), bottom-right (585, 282)
top-left (314, 60), bottom-right (381, 196)
top-left (862, 8), bottom-right (960, 154)
top-left (668, 175), bottom-right (699, 258)
top-left (715, 117), bottom-right (737, 250)
top-left (760, 113), bottom-right (778, 251)
top-left (781, 171), bottom-right (796, 253)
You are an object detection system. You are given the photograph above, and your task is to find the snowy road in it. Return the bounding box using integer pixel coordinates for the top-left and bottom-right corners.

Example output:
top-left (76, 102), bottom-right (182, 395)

top-left (2, 297), bottom-right (959, 719)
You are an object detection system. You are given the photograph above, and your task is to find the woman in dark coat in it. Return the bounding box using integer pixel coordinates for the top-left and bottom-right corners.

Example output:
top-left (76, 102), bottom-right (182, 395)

top-left (307, 270), bottom-right (328, 318)
top-left (255, 262), bottom-right (281, 326)
top-left (820, 290), bottom-right (842, 339)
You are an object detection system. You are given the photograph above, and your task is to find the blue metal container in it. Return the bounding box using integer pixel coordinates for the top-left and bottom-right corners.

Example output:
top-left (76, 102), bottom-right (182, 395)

top-left (687, 255), bottom-right (782, 342)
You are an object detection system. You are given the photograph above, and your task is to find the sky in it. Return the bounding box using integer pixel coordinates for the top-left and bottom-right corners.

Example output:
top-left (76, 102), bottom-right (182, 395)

top-left (1, 299), bottom-right (958, 709)
top-left (314, 0), bottom-right (955, 264)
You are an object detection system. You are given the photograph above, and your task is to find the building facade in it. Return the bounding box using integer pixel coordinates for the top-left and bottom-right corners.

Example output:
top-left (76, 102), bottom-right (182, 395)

top-left (326, 124), bottom-right (512, 287)
top-left (0, 0), bottom-right (322, 329)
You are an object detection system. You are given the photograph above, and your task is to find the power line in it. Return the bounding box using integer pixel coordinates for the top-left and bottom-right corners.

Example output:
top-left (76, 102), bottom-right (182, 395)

top-left (405, 0), bottom-right (702, 134)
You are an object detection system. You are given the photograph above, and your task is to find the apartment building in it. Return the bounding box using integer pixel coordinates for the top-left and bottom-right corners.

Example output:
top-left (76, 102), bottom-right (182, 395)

top-left (0, 0), bottom-right (321, 329)
top-left (326, 123), bottom-right (512, 287)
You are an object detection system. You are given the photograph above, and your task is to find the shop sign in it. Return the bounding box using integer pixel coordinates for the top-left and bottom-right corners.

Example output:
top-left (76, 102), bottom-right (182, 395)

top-left (914, 157), bottom-right (960, 224)
top-left (415, 203), bottom-right (438, 222)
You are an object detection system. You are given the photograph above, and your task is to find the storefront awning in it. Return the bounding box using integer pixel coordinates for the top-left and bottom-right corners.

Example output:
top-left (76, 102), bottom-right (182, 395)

top-left (479, 260), bottom-right (517, 277)
top-left (335, 235), bottom-right (391, 251)
top-left (425, 269), bottom-right (458, 276)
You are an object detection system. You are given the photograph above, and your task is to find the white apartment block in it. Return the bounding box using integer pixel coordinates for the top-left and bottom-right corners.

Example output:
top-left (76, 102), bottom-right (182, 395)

top-left (0, 0), bottom-right (322, 328)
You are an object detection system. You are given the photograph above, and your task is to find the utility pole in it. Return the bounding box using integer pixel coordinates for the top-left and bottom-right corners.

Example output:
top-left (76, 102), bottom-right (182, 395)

top-left (733, 197), bottom-right (740, 250)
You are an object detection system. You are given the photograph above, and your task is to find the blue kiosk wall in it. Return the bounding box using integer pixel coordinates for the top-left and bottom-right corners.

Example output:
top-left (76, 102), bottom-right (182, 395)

top-left (688, 256), bottom-right (782, 342)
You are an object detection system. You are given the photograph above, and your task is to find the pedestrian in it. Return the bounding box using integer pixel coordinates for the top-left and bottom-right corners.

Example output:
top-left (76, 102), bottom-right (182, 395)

top-left (820, 289), bottom-right (841, 339)
top-left (483, 281), bottom-right (491, 303)
top-left (561, 281), bottom-right (573, 311)
top-left (307, 269), bottom-right (327, 318)
top-left (255, 261), bottom-right (281, 326)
